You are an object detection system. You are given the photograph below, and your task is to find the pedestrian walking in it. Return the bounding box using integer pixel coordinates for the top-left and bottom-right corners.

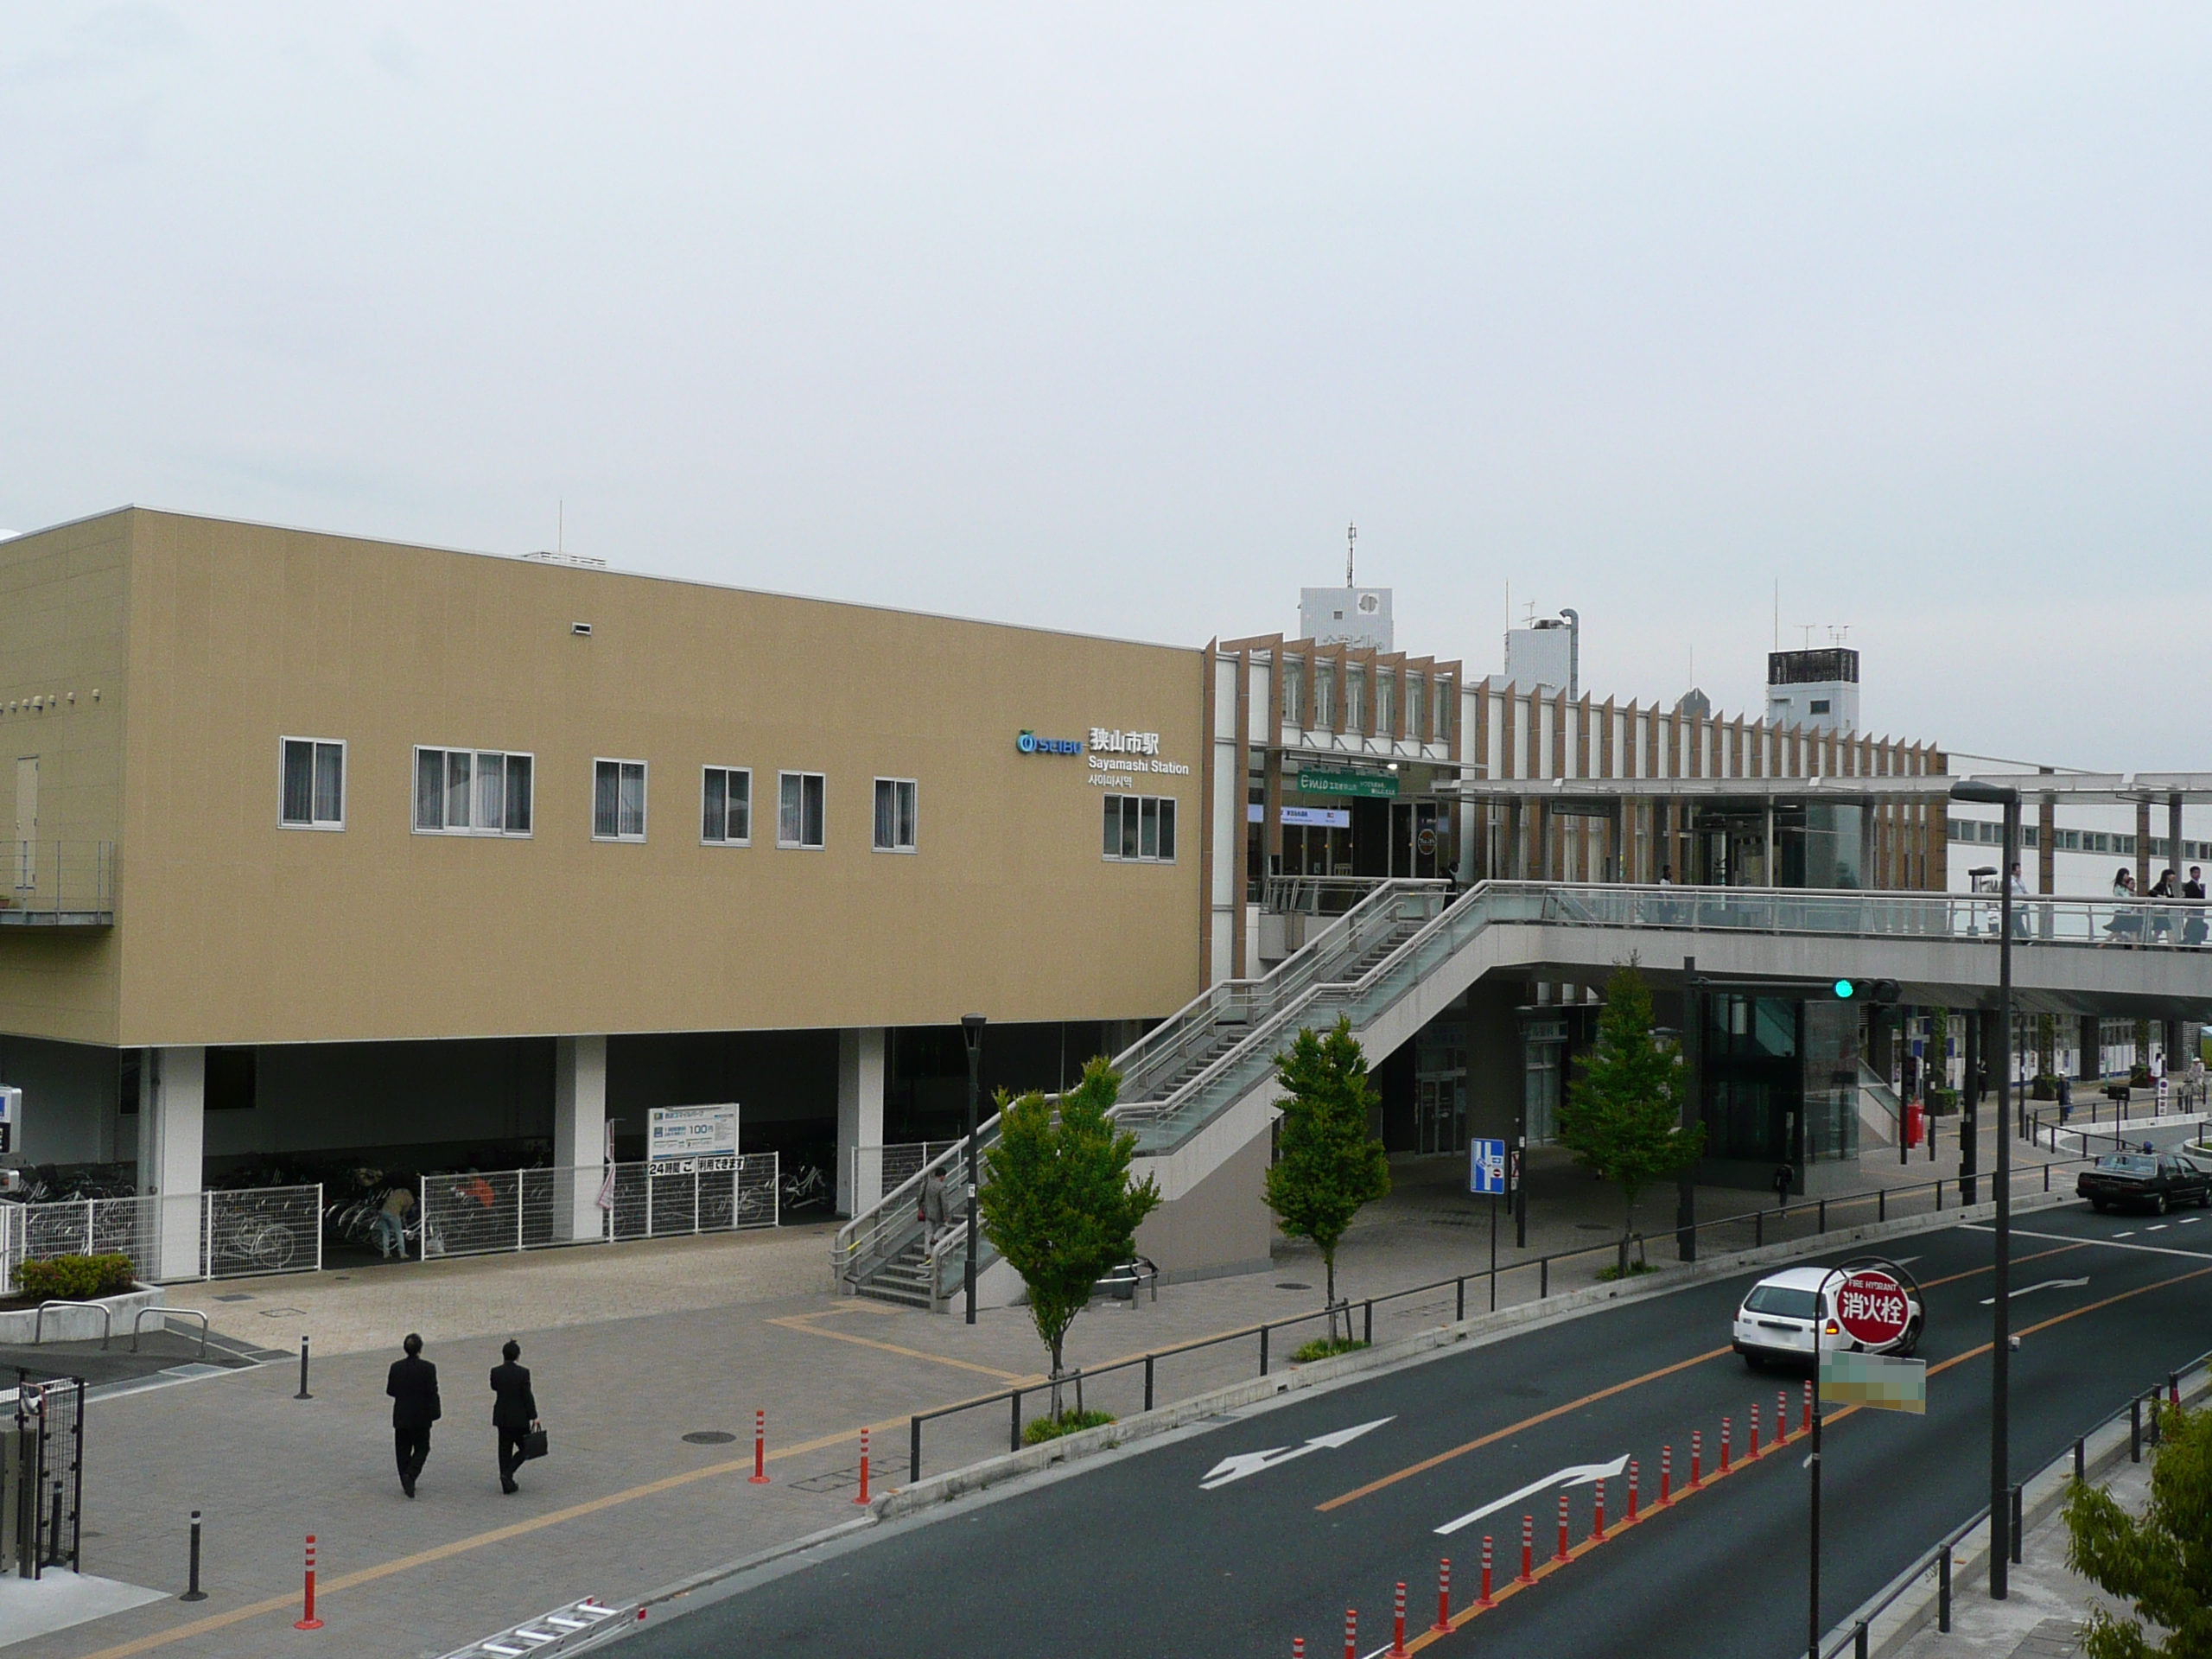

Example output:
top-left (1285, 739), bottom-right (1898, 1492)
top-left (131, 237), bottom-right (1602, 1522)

top-left (919, 1168), bottom-right (950, 1255)
top-left (489, 1339), bottom-right (539, 1496)
top-left (2183, 867), bottom-right (2207, 946)
top-left (386, 1332), bottom-right (442, 1497)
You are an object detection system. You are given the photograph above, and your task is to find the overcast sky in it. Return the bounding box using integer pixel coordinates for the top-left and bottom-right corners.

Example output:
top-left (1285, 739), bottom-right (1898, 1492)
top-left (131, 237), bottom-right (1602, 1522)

top-left (4, 6), bottom-right (2207, 766)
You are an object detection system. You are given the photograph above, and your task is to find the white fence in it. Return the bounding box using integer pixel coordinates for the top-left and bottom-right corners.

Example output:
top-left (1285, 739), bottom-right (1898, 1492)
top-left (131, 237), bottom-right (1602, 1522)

top-left (0, 1185), bottom-right (323, 1294)
top-left (416, 1156), bottom-right (779, 1262)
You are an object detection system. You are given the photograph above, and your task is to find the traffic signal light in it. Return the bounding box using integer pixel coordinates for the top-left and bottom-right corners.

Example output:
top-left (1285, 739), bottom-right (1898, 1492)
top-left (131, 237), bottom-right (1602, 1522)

top-left (1832, 978), bottom-right (1900, 1003)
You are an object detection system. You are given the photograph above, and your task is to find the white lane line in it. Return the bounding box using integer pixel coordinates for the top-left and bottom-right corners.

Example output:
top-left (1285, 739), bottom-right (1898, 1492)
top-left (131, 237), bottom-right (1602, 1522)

top-left (1978, 1277), bottom-right (2091, 1306)
top-left (1963, 1225), bottom-right (2212, 1262)
top-left (2147, 1224), bottom-right (2171, 1232)
top-left (2113, 1232), bottom-right (2136, 1238)
top-left (2182, 1218), bottom-right (2202, 1225)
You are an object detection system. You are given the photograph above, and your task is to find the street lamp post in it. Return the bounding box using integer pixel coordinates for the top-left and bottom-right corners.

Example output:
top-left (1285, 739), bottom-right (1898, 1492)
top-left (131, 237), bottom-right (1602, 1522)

top-left (1953, 779), bottom-right (2018, 1599)
top-left (960, 1014), bottom-right (986, 1326)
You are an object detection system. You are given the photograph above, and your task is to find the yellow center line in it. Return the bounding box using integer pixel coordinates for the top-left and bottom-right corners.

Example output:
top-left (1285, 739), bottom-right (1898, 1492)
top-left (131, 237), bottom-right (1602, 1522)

top-left (1316, 1347), bottom-right (1736, 1513)
top-left (1395, 1257), bottom-right (2212, 1649)
top-left (86, 1249), bottom-right (2197, 1659)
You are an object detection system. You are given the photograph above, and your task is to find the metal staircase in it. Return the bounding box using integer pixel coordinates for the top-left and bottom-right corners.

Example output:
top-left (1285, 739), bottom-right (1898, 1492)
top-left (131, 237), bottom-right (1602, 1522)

top-left (836, 878), bottom-right (2180, 1306)
top-left (832, 880), bottom-right (1452, 1305)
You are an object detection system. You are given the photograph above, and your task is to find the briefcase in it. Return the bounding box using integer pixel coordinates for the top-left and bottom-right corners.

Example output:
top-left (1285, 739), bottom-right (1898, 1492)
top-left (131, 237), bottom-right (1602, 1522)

top-left (523, 1424), bottom-right (550, 1461)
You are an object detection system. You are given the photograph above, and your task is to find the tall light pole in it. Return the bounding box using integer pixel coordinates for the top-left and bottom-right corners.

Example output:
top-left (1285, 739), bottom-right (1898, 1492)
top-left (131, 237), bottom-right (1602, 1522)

top-left (960, 1013), bottom-right (986, 1326)
top-left (1953, 779), bottom-right (2018, 1598)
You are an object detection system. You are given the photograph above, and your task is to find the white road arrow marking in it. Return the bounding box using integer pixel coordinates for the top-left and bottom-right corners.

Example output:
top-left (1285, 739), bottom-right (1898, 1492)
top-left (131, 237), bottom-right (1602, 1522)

top-left (1434, 1454), bottom-right (1631, 1535)
top-left (1198, 1417), bottom-right (1395, 1490)
top-left (1978, 1277), bottom-right (2090, 1306)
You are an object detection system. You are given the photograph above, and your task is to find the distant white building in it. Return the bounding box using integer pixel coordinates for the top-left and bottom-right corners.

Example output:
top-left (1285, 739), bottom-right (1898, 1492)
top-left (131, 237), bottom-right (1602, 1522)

top-left (1299, 586), bottom-right (1393, 652)
top-left (1766, 647), bottom-right (1860, 734)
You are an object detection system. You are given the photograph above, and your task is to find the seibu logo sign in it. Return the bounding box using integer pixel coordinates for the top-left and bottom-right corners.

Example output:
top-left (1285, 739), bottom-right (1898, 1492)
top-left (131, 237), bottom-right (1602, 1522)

top-left (1834, 1269), bottom-right (1912, 1347)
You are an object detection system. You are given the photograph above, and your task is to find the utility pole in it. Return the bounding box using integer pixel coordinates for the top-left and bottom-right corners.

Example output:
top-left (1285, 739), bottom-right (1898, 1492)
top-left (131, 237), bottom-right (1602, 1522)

top-left (961, 1014), bottom-right (986, 1325)
top-left (1952, 779), bottom-right (2018, 1599)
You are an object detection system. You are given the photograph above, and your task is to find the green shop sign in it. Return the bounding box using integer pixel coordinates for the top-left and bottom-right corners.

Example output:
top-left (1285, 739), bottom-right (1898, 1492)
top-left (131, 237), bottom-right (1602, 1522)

top-left (1294, 767), bottom-right (1397, 799)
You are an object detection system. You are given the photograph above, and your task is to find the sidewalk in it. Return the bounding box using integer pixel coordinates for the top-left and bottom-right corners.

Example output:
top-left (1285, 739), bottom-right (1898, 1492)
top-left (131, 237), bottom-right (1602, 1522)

top-left (5, 1133), bottom-right (2073, 1659)
top-left (1888, 1460), bottom-right (2148, 1659)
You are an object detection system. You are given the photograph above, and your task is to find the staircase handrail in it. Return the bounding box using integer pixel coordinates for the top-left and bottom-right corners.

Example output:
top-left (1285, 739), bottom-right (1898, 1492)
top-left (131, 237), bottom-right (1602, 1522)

top-left (830, 880), bottom-right (1450, 1286)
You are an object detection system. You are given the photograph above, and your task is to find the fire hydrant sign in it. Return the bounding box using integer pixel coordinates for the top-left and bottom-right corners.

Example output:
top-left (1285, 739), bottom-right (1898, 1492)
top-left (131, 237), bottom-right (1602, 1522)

top-left (1834, 1269), bottom-right (1911, 1348)
top-left (649, 1104), bottom-right (740, 1170)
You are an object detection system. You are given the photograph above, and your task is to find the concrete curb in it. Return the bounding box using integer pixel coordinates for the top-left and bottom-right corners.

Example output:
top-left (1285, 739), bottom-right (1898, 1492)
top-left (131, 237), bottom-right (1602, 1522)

top-left (0, 1284), bottom-right (164, 1346)
top-left (1830, 1358), bottom-right (2211, 1659)
top-left (867, 1190), bottom-right (2074, 1523)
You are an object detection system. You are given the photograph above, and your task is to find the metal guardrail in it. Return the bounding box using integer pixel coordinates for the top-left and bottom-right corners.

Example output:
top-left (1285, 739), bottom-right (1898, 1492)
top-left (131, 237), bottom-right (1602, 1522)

top-left (0, 841), bottom-right (115, 924)
top-left (904, 1154), bottom-right (2102, 1482)
top-left (1815, 1345), bottom-right (2212, 1659)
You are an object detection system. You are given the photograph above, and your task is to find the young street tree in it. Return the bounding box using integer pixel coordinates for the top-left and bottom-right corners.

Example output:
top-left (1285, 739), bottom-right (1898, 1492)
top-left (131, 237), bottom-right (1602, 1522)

top-left (1555, 963), bottom-right (1703, 1270)
top-left (979, 1055), bottom-right (1160, 1416)
top-left (2065, 1399), bottom-right (2212, 1658)
top-left (1262, 1017), bottom-right (1390, 1338)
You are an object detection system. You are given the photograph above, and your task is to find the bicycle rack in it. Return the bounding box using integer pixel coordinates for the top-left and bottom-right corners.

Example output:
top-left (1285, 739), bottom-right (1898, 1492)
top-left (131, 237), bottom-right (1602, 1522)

top-left (31, 1301), bottom-right (111, 1350)
top-left (130, 1306), bottom-right (210, 1360)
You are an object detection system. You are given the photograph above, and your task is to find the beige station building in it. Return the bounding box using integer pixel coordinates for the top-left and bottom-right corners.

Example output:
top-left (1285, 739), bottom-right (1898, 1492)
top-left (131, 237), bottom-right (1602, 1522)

top-left (0, 505), bottom-right (2075, 1285)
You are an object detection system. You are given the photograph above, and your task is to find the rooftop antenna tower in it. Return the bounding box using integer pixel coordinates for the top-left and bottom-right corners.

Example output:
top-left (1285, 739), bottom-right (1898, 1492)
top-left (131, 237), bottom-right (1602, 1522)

top-left (1346, 521), bottom-right (1357, 588)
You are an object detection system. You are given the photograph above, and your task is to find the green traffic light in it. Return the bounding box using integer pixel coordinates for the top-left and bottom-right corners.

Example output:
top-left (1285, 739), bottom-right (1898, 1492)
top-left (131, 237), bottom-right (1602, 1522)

top-left (1835, 979), bottom-right (1854, 998)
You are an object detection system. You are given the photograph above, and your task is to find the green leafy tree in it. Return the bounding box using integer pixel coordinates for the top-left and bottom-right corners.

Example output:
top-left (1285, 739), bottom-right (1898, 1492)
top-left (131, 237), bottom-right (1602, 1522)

top-left (1556, 963), bottom-right (1703, 1262)
top-left (1262, 1018), bottom-right (1390, 1336)
top-left (2065, 1400), bottom-right (2212, 1657)
top-left (979, 1056), bottom-right (1160, 1416)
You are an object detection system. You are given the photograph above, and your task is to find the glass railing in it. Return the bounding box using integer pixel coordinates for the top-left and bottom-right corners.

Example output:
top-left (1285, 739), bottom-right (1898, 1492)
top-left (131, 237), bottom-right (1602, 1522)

top-left (1125, 880), bottom-right (2202, 1155)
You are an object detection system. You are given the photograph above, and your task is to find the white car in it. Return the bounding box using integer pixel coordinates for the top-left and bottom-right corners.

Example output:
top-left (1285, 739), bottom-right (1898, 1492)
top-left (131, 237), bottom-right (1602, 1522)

top-left (1732, 1262), bottom-right (1923, 1370)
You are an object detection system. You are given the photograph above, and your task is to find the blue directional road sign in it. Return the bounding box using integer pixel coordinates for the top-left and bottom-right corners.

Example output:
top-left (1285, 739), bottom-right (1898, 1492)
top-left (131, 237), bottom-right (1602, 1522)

top-left (1470, 1138), bottom-right (1508, 1196)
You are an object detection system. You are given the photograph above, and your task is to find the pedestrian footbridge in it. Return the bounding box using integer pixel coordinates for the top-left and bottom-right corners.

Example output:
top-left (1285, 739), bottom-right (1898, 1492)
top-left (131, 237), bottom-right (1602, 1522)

top-left (835, 880), bottom-right (2212, 1306)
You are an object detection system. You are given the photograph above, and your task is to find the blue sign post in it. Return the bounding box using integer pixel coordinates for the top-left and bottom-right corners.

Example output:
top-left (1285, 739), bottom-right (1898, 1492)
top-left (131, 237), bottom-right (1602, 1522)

top-left (1470, 1137), bottom-right (1508, 1313)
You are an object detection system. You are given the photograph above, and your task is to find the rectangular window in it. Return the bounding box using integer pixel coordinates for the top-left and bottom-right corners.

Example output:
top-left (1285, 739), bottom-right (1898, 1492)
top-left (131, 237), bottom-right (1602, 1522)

top-left (1281, 662), bottom-right (1304, 727)
top-left (1346, 669), bottom-right (1365, 734)
top-left (1101, 794), bottom-right (1178, 863)
top-left (1433, 678), bottom-right (1452, 747)
top-left (1404, 674), bottom-right (1424, 742)
top-left (594, 759), bottom-right (648, 841)
top-left (873, 778), bottom-right (918, 852)
top-left (414, 748), bottom-right (534, 835)
top-left (779, 772), bottom-right (826, 849)
top-left (701, 767), bottom-right (753, 844)
top-left (1376, 674), bottom-right (1395, 739)
top-left (279, 738), bottom-right (346, 830)
top-left (1314, 666), bottom-right (1335, 728)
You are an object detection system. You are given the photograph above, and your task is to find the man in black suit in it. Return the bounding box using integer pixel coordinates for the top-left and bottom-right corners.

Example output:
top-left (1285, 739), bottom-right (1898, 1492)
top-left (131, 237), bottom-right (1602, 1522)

top-left (489, 1339), bottom-right (538, 1496)
top-left (385, 1332), bottom-right (442, 1497)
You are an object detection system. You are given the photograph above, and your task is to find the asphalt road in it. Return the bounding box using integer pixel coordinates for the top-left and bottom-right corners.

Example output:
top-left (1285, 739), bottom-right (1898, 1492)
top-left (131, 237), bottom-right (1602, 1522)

top-left (621, 1201), bottom-right (2212, 1659)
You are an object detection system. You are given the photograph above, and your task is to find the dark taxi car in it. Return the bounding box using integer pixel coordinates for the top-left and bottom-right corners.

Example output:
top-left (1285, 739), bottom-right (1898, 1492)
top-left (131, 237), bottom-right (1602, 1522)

top-left (2077, 1151), bottom-right (2212, 1215)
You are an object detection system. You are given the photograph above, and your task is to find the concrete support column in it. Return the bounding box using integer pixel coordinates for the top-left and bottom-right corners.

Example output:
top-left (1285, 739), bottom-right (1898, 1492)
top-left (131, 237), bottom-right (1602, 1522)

top-left (554, 1035), bottom-right (608, 1243)
top-left (2078, 1015), bottom-right (2101, 1084)
top-left (836, 1027), bottom-right (888, 1217)
top-left (139, 1046), bottom-right (205, 1281)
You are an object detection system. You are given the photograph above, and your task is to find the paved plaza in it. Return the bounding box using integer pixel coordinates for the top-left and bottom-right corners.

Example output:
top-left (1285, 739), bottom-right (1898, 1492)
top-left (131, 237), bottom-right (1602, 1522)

top-left (3, 1119), bottom-right (2088, 1658)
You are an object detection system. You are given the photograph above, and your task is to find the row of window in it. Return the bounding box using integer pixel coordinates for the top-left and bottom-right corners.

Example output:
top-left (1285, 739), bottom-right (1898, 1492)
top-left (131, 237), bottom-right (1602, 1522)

top-left (1947, 818), bottom-right (2212, 862)
top-left (1279, 660), bottom-right (1455, 746)
top-left (1103, 793), bottom-right (1178, 863)
top-left (277, 738), bottom-right (918, 852)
